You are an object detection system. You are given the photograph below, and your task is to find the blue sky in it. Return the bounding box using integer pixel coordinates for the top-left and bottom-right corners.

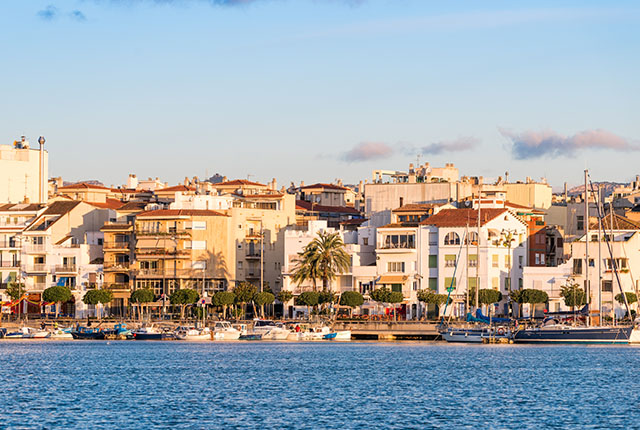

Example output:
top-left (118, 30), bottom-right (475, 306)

top-left (1, 1), bottom-right (639, 189)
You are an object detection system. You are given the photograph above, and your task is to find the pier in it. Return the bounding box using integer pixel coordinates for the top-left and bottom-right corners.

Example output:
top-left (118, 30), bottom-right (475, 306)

top-left (331, 321), bottom-right (441, 340)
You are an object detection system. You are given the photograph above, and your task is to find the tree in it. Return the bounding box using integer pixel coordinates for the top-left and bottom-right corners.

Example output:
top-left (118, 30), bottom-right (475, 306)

top-left (478, 289), bottom-right (503, 306)
top-left (253, 292), bottom-right (275, 318)
top-left (6, 282), bottom-right (22, 301)
top-left (296, 291), bottom-right (319, 319)
top-left (170, 288), bottom-right (200, 320)
top-left (130, 288), bottom-right (155, 321)
top-left (615, 292), bottom-right (638, 313)
top-left (276, 290), bottom-right (293, 304)
top-left (82, 289), bottom-right (113, 320)
top-left (42, 286), bottom-right (72, 318)
top-left (370, 287), bottom-right (392, 318)
top-left (417, 289), bottom-right (449, 318)
top-left (388, 291), bottom-right (404, 321)
top-left (520, 289), bottom-right (548, 319)
top-left (318, 290), bottom-right (337, 315)
top-left (291, 231), bottom-right (351, 292)
top-left (213, 291), bottom-right (235, 320)
top-left (234, 282), bottom-right (257, 319)
top-left (561, 283), bottom-right (587, 311)
top-left (340, 291), bottom-right (364, 317)
top-left (510, 289), bottom-right (524, 317)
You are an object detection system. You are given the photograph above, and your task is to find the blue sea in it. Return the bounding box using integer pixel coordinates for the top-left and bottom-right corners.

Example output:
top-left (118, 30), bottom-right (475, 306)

top-left (1, 341), bottom-right (639, 429)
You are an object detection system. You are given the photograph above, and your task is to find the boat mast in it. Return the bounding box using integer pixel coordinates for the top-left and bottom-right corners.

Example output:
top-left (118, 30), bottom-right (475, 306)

top-left (465, 220), bottom-right (470, 317)
top-left (597, 184), bottom-right (603, 326)
top-left (475, 186), bottom-right (481, 311)
top-left (584, 170), bottom-right (590, 326)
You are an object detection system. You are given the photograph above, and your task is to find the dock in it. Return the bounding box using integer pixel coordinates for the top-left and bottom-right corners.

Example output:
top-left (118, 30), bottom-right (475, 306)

top-left (331, 321), bottom-right (441, 340)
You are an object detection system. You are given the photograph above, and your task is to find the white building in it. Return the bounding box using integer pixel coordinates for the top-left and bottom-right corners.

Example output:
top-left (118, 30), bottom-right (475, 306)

top-left (0, 137), bottom-right (48, 204)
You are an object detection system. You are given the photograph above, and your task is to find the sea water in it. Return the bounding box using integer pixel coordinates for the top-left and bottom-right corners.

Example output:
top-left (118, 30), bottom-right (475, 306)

top-left (0, 341), bottom-right (639, 429)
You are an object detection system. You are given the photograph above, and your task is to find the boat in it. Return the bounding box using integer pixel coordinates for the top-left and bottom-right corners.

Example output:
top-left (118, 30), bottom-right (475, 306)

top-left (71, 326), bottom-right (106, 340)
top-left (5, 327), bottom-right (32, 339)
top-left (304, 326), bottom-right (331, 340)
top-left (250, 320), bottom-right (291, 340)
top-left (441, 328), bottom-right (484, 343)
top-left (211, 321), bottom-right (242, 340)
top-left (513, 318), bottom-right (633, 344)
top-left (323, 330), bottom-right (352, 340)
top-left (133, 326), bottom-right (175, 340)
top-left (239, 333), bottom-right (263, 340)
top-left (48, 328), bottom-right (74, 339)
top-left (175, 326), bottom-right (211, 341)
top-left (104, 324), bottom-right (133, 340)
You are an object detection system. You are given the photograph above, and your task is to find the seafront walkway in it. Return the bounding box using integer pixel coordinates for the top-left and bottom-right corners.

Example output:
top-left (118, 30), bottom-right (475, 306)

top-left (332, 320), bottom-right (441, 340)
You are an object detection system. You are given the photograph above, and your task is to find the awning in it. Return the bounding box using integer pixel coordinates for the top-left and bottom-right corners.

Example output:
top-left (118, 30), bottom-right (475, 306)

top-left (377, 275), bottom-right (408, 284)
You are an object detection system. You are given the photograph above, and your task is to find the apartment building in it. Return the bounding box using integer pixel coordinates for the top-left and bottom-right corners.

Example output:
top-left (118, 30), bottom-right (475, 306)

top-left (0, 136), bottom-right (48, 204)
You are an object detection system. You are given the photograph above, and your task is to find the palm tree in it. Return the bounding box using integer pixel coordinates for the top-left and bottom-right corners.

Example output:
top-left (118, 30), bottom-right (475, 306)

top-left (291, 231), bottom-right (351, 292)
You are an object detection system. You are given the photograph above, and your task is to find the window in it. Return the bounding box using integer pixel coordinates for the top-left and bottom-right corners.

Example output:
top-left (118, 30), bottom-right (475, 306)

top-left (577, 215), bottom-right (584, 231)
top-left (428, 278), bottom-right (437, 290)
top-left (492, 277), bottom-right (499, 289)
top-left (362, 238), bottom-right (368, 246)
top-left (492, 255), bottom-right (499, 268)
top-left (468, 277), bottom-right (477, 289)
top-left (444, 232), bottom-right (460, 245)
top-left (238, 261), bottom-right (243, 269)
top-left (465, 231), bottom-right (479, 245)
top-left (505, 277), bottom-right (511, 289)
top-left (387, 262), bottom-right (405, 272)
top-left (573, 259), bottom-right (582, 275)
top-left (444, 277), bottom-right (456, 289)
top-left (518, 255), bottom-right (523, 268)
top-left (192, 261), bottom-right (206, 270)
top-left (444, 255), bottom-right (456, 267)
top-left (535, 254), bottom-right (540, 265)
top-left (191, 241), bottom-right (206, 250)
top-left (602, 280), bottom-right (613, 293)
top-left (382, 234), bottom-right (415, 249)
top-left (192, 221), bottom-right (206, 230)
top-left (504, 255), bottom-right (510, 267)
top-left (541, 254), bottom-right (545, 265)
top-left (428, 255), bottom-right (438, 268)
top-left (469, 254), bottom-right (477, 267)
top-left (428, 232), bottom-right (438, 246)
top-left (391, 284), bottom-right (402, 293)
top-left (97, 238), bottom-right (103, 245)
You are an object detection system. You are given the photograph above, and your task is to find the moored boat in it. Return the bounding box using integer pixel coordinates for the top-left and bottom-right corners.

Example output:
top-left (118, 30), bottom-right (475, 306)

top-left (513, 324), bottom-right (633, 344)
top-left (133, 326), bottom-right (175, 340)
top-left (323, 330), bottom-right (351, 340)
top-left (71, 326), bottom-right (106, 340)
top-left (211, 321), bottom-right (242, 340)
top-left (175, 326), bottom-right (211, 341)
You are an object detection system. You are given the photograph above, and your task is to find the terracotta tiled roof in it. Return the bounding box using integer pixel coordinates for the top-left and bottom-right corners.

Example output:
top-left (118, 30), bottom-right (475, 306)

top-left (340, 218), bottom-right (368, 226)
top-left (42, 201), bottom-right (82, 215)
top-left (136, 209), bottom-right (228, 218)
top-left (87, 199), bottom-right (124, 210)
top-left (59, 182), bottom-right (110, 190)
top-left (295, 200), bottom-right (361, 215)
top-left (300, 183), bottom-right (349, 191)
top-left (392, 203), bottom-right (439, 213)
top-left (589, 214), bottom-right (640, 230)
top-left (118, 201), bottom-right (148, 212)
top-left (110, 188), bottom-right (137, 193)
top-left (0, 203), bottom-right (44, 212)
top-left (234, 193), bottom-right (284, 199)
top-left (155, 185), bottom-right (197, 193)
top-left (504, 201), bottom-right (533, 209)
top-left (420, 208), bottom-right (509, 227)
top-left (216, 179), bottom-right (267, 187)
top-left (379, 222), bottom-right (420, 228)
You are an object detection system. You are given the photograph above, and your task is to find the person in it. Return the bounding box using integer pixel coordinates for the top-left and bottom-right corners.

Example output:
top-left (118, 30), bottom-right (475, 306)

top-left (295, 325), bottom-right (301, 333)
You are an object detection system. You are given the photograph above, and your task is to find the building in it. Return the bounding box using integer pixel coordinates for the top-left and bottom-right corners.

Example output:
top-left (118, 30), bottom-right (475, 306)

top-left (0, 136), bottom-right (48, 204)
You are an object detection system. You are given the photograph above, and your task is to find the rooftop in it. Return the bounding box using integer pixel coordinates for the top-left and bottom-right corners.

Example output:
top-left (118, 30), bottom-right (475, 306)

top-left (421, 208), bottom-right (509, 228)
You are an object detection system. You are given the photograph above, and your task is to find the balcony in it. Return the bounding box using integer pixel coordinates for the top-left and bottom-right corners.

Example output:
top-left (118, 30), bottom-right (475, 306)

top-left (54, 265), bottom-right (77, 274)
top-left (135, 229), bottom-right (190, 237)
top-left (101, 222), bottom-right (133, 232)
top-left (0, 240), bottom-right (18, 250)
top-left (31, 282), bottom-right (48, 291)
top-left (246, 272), bottom-right (260, 279)
top-left (106, 283), bottom-right (130, 291)
top-left (104, 261), bottom-right (131, 271)
top-left (25, 244), bottom-right (47, 253)
top-left (0, 261), bottom-right (20, 268)
top-left (135, 268), bottom-right (202, 278)
top-left (136, 248), bottom-right (191, 258)
top-left (103, 241), bottom-right (131, 250)
top-left (246, 252), bottom-right (261, 260)
top-left (26, 264), bottom-right (48, 273)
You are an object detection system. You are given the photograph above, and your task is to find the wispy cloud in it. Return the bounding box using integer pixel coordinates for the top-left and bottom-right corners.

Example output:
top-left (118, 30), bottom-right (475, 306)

top-left (94, 0), bottom-right (362, 6)
top-left (420, 136), bottom-right (479, 155)
top-left (500, 128), bottom-right (638, 159)
top-left (37, 5), bottom-right (58, 20)
top-left (70, 10), bottom-right (87, 21)
top-left (342, 142), bottom-right (393, 162)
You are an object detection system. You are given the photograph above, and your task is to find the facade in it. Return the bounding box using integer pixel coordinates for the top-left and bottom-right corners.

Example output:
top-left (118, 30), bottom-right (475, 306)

top-left (0, 137), bottom-right (48, 204)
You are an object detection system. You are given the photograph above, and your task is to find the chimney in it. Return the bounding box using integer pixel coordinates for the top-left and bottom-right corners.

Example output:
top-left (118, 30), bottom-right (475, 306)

top-left (127, 174), bottom-right (138, 190)
top-left (184, 177), bottom-right (189, 186)
top-left (271, 178), bottom-right (277, 191)
top-left (300, 181), bottom-right (305, 187)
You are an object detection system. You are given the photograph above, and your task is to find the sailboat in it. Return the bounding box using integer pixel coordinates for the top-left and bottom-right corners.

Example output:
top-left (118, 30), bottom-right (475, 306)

top-left (513, 171), bottom-right (635, 344)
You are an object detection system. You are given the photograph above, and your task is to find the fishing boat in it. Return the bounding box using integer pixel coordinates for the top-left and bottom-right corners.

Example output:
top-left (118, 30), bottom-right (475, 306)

top-left (133, 326), bottom-right (175, 340)
top-left (175, 326), bottom-right (211, 341)
top-left (71, 326), bottom-right (105, 340)
top-left (323, 330), bottom-right (351, 341)
top-left (211, 321), bottom-right (242, 340)
top-left (48, 328), bottom-right (74, 339)
top-left (104, 324), bottom-right (133, 340)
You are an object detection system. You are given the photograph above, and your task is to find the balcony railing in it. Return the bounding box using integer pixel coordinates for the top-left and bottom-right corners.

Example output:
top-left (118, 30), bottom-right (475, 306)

top-left (103, 241), bottom-right (131, 250)
top-left (0, 261), bottom-right (20, 268)
top-left (0, 240), bottom-right (18, 249)
top-left (25, 245), bottom-right (47, 253)
top-left (104, 262), bottom-right (131, 271)
top-left (135, 268), bottom-right (203, 278)
top-left (135, 230), bottom-right (190, 237)
top-left (246, 252), bottom-right (261, 259)
top-left (54, 265), bottom-right (78, 273)
top-left (31, 282), bottom-right (48, 290)
top-left (379, 243), bottom-right (416, 250)
top-left (26, 264), bottom-right (48, 272)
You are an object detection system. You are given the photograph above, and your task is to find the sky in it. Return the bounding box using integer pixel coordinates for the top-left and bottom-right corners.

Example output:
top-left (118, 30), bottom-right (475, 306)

top-left (1, 1), bottom-right (639, 190)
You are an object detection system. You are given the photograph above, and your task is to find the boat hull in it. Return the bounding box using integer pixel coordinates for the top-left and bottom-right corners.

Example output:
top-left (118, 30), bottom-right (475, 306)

top-left (71, 331), bottom-right (105, 340)
top-left (133, 333), bottom-right (175, 340)
top-left (513, 326), bottom-right (633, 344)
top-left (442, 330), bottom-right (484, 343)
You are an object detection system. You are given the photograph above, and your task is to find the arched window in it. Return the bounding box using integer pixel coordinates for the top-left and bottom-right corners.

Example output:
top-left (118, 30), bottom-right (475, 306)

top-left (444, 232), bottom-right (460, 245)
top-left (465, 231), bottom-right (479, 245)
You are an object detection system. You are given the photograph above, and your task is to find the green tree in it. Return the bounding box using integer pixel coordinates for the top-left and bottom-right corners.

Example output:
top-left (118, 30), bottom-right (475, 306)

top-left (213, 291), bottom-right (235, 320)
top-left (318, 290), bottom-right (337, 315)
top-left (170, 288), bottom-right (200, 320)
top-left (370, 287), bottom-right (392, 318)
top-left (253, 291), bottom-right (275, 318)
top-left (417, 289), bottom-right (449, 318)
top-left (6, 282), bottom-right (23, 301)
top-left (520, 289), bottom-right (548, 319)
top-left (478, 289), bottom-right (503, 306)
top-left (82, 289), bottom-right (113, 320)
top-left (615, 292), bottom-right (638, 307)
top-left (388, 291), bottom-right (404, 321)
top-left (339, 291), bottom-right (364, 317)
top-left (130, 288), bottom-right (155, 321)
top-left (234, 282), bottom-right (257, 319)
top-left (276, 290), bottom-right (293, 304)
top-left (291, 231), bottom-right (351, 292)
top-left (561, 283), bottom-right (587, 311)
top-left (42, 286), bottom-right (72, 318)
top-left (509, 289), bottom-right (525, 317)
top-left (296, 291), bottom-right (319, 319)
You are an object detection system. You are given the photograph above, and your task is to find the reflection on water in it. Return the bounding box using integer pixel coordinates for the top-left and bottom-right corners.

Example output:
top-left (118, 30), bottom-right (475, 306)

top-left (1, 341), bottom-right (639, 429)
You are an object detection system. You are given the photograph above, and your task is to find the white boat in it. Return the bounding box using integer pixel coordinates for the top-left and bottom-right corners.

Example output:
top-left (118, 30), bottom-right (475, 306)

top-left (442, 328), bottom-right (485, 343)
top-left (211, 321), bottom-right (242, 340)
top-left (175, 326), bottom-right (211, 341)
top-left (48, 329), bottom-right (74, 339)
top-left (304, 326), bottom-right (331, 340)
top-left (5, 327), bottom-right (30, 339)
top-left (251, 320), bottom-right (291, 340)
top-left (333, 330), bottom-right (351, 340)
top-left (7, 327), bottom-right (50, 339)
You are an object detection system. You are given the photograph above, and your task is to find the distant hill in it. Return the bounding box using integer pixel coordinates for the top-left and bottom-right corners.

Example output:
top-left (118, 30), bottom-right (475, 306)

top-left (566, 182), bottom-right (624, 197)
top-left (62, 180), bottom-right (105, 187)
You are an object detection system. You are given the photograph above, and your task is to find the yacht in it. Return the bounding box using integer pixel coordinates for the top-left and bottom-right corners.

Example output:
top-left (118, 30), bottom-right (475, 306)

top-left (513, 318), bottom-right (632, 344)
top-left (252, 320), bottom-right (291, 340)
top-left (175, 326), bottom-right (211, 341)
top-left (211, 321), bottom-right (242, 340)
top-left (133, 325), bottom-right (175, 340)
